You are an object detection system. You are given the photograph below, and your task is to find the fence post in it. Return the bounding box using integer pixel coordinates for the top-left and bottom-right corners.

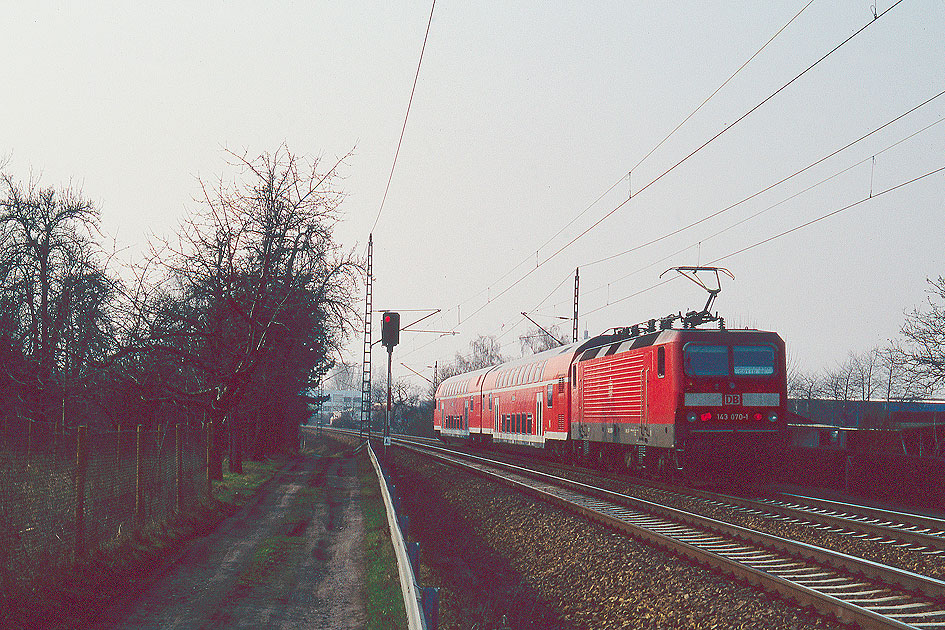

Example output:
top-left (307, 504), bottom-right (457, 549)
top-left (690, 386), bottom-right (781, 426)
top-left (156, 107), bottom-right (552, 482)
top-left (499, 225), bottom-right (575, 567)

top-left (206, 422), bottom-right (213, 498)
top-left (135, 425), bottom-right (144, 524)
top-left (176, 424), bottom-right (183, 512)
top-left (74, 425), bottom-right (88, 561)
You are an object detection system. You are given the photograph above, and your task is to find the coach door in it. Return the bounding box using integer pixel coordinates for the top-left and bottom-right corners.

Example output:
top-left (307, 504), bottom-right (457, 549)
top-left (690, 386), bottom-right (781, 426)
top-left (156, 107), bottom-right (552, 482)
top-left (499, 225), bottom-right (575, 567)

top-left (535, 392), bottom-right (543, 438)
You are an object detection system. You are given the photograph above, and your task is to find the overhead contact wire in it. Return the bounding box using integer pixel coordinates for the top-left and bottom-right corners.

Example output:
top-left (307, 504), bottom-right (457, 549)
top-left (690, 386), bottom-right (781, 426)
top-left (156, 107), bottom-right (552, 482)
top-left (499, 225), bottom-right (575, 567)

top-left (449, 0), bottom-right (903, 336)
top-left (443, 2), bottom-right (814, 320)
top-left (584, 89), bottom-right (945, 268)
top-left (370, 0), bottom-right (437, 235)
top-left (583, 164), bottom-right (945, 316)
top-left (709, 165), bottom-right (945, 264)
top-left (541, 0), bottom-right (905, 269)
top-left (403, 1), bottom-right (903, 363)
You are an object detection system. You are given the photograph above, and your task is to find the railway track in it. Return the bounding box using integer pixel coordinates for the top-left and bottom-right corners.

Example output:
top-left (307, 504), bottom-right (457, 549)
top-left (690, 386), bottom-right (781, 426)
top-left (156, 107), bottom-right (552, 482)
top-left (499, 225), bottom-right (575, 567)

top-left (625, 481), bottom-right (945, 558)
top-left (437, 438), bottom-right (945, 560)
top-left (335, 428), bottom-right (945, 558)
top-left (757, 493), bottom-right (945, 554)
top-left (397, 439), bottom-right (945, 630)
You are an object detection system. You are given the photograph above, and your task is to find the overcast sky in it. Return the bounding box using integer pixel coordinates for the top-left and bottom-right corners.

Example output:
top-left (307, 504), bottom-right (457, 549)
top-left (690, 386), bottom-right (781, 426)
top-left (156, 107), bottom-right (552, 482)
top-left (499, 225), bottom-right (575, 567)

top-left (3, 1), bottom-right (943, 389)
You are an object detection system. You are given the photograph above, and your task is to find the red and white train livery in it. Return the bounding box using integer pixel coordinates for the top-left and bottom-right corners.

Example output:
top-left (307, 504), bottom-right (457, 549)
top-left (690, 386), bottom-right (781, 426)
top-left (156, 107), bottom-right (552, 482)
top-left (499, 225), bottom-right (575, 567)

top-left (434, 326), bottom-right (787, 472)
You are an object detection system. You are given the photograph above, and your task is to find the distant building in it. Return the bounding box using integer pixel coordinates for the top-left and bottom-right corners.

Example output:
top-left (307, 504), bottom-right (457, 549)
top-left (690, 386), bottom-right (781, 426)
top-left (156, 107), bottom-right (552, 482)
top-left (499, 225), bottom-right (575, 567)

top-left (306, 388), bottom-right (363, 425)
top-left (788, 398), bottom-right (945, 455)
top-left (790, 398), bottom-right (945, 429)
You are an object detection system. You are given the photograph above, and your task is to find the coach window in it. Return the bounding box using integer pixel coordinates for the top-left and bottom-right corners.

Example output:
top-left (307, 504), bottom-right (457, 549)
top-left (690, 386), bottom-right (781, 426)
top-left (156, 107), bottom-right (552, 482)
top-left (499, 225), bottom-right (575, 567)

top-left (470, 397), bottom-right (474, 411)
top-left (571, 365), bottom-right (576, 387)
top-left (489, 395), bottom-right (493, 410)
top-left (657, 346), bottom-right (666, 378)
top-left (526, 413), bottom-right (533, 434)
top-left (546, 384), bottom-right (553, 407)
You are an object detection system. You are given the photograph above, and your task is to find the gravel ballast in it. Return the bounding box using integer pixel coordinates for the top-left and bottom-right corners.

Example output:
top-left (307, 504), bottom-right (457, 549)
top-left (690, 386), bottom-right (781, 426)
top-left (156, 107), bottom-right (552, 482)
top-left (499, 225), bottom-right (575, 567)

top-left (381, 448), bottom-right (847, 630)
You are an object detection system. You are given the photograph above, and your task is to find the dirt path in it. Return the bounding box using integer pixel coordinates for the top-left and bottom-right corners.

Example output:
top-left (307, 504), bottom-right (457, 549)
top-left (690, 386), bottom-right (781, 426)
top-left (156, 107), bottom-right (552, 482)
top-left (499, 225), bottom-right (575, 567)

top-left (92, 450), bottom-right (367, 630)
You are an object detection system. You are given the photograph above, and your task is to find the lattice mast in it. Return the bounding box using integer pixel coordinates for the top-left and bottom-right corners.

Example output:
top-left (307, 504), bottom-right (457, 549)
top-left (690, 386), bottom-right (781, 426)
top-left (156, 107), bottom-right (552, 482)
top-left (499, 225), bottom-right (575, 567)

top-left (573, 267), bottom-right (580, 343)
top-left (359, 234), bottom-right (374, 439)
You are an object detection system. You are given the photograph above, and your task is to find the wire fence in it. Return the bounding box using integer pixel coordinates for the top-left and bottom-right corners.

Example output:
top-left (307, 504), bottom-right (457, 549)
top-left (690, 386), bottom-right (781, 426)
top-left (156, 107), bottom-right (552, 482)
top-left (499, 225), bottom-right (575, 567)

top-left (0, 420), bottom-right (209, 596)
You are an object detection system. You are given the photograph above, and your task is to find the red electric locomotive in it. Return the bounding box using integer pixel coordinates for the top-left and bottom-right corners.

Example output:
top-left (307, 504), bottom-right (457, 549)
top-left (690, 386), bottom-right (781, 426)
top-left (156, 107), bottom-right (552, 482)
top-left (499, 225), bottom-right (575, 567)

top-left (433, 268), bottom-right (788, 473)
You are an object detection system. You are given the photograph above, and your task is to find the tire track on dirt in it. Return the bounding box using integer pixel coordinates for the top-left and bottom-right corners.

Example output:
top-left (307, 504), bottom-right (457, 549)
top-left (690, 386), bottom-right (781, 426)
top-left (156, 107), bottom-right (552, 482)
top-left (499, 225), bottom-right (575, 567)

top-left (92, 449), bottom-right (366, 630)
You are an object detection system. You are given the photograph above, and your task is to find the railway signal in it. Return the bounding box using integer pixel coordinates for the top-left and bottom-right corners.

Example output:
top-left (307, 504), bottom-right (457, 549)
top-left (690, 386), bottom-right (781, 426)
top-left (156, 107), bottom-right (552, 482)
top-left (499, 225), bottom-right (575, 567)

top-left (380, 311), bottom-right (400, 448)
top-left (382, 311), bottom-right (400, 349)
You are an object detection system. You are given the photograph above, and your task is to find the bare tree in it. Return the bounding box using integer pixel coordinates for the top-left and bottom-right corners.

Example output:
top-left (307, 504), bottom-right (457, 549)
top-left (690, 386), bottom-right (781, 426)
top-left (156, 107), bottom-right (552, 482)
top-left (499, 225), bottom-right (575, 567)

top-left (326, 360), bottom-right (358, 391)
top-left (133, 146), bottom-right (361, 476)
top-left (877, 341), bottom-right (925, 401)
top-left (901, 276), bottom-right (945, 395)
top-left (788, 369), bottom-right (823, 401)
top-left (431, 335), bottom-right (506, 400)
top-left (519, 324), bottom-right (563, 355)
top-left (851, 349), bottom-right (882, 401)
top-left (0, 174), bottom-right (109, 425)
top-left (453, 335), bottom-right (504, 372)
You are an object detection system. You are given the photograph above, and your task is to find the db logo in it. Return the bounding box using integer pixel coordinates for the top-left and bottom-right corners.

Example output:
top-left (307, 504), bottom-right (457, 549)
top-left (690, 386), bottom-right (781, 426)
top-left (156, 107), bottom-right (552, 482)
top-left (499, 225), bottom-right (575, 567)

top-left (724, 394), bottom-right (741, 406)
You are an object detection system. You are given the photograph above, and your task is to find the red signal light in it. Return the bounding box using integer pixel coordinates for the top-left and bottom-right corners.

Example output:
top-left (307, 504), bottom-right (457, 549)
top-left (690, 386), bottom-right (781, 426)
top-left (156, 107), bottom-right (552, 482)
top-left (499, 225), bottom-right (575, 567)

top-left (700, 412), bottom-right (712, 422)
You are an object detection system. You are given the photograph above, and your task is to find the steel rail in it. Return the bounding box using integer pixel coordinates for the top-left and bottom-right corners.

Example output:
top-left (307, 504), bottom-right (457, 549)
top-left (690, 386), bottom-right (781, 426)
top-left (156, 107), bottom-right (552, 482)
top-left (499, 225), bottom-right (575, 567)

top-left (398, 441), bottom-right (945, 630)
top-left (331, 427), bottom-right (945, 553)
top-left (641, 484), bottom-right (945, 554)
top-left (770, 493), bottom-right (945, 546)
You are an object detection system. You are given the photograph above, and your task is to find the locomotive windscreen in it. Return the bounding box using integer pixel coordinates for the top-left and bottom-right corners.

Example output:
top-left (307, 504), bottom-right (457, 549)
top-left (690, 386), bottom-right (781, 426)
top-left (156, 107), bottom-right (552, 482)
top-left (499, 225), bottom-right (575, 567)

top-left (684, 345), bottom-right (728, 376)
top-left (733, 345), bottom-right (776, 375)
top-left (684, 344), bottom-right (777, 377)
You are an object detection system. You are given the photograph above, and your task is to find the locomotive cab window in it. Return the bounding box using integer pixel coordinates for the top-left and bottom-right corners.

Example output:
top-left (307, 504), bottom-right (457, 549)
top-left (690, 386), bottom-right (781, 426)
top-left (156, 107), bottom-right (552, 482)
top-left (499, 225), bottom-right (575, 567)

top-left (733, 345), bottom-right (776, 376)
top-left (684, 344), bottom-right (729, 376)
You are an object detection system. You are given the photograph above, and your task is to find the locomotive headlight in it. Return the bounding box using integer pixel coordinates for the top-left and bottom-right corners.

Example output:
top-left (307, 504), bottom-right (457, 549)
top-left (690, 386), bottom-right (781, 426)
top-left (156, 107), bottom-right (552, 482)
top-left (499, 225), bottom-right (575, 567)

top-left (686, 411), bottom-right (698, 423)
top-left (767, 411), bottom-right (779, 423)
